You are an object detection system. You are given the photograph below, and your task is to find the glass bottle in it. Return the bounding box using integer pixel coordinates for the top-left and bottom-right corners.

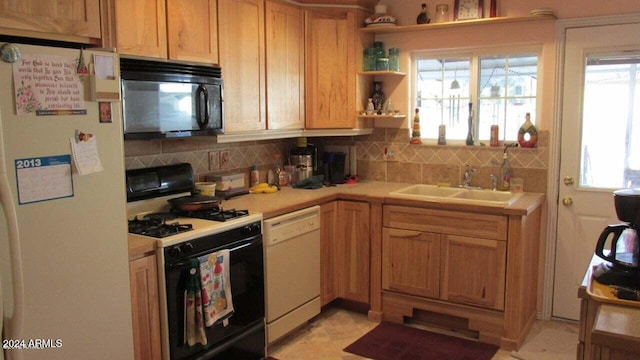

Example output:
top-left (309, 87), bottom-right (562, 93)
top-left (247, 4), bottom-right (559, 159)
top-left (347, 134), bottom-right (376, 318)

top-left (438, 123), bottom-right (446, 145)
top-left (517, 112), bottom-right (538, 148)
top-left (466, 102), bottom-right (474, 146)
top-left (362, 48), bottom-right (376, 71)
top-left (388, 48), bottom-right (400, 72)
top-left (417, 3), bottom-right (430, 24)
top-left (410, 108), bottom-right (423, 145)
top-left (490, 124), bottom-right (500, 147)
top-left (435, 4), bottom-right (449, 23)
top-left (373, 41), bottom-right (385, 60)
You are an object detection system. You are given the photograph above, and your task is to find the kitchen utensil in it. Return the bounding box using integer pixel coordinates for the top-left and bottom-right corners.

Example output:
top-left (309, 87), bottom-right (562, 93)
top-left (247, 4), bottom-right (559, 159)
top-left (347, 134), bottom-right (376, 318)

top-left (168, 194), bottom-right (221, 211)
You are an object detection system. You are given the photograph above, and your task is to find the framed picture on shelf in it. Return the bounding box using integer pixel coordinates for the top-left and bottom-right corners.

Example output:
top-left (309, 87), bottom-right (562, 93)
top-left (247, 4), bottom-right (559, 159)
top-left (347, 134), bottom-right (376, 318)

top-left (454, 0), bottom-right (483, 20)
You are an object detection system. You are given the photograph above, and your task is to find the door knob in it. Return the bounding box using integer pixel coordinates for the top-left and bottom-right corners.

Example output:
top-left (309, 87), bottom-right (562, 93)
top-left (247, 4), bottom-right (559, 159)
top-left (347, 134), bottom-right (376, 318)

top-left (562, 197), bottom-right (573, 206)
top-left (563, 176), bottom-right (574, 186)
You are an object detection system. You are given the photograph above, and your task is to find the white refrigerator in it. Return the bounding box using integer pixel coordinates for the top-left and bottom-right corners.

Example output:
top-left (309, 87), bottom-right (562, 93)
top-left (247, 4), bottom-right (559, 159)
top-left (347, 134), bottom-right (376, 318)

top-left (0, 43), bottom-right (134, 359)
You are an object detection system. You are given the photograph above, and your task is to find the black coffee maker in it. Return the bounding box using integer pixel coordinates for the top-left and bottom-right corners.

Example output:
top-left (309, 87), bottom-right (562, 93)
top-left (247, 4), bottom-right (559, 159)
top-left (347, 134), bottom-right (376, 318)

top-left (593, 189), bottom-right (640, 288)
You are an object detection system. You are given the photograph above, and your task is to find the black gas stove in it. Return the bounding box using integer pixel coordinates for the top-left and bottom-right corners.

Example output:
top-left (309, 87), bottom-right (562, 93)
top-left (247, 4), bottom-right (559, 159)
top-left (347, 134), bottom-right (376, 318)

top-left (128, 215), bottom-right (193, 238)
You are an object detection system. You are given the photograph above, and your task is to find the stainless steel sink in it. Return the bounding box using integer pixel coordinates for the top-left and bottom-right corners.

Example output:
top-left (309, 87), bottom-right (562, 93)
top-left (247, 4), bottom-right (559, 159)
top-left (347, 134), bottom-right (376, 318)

top-left (389, 184), bottom-right (523, 206)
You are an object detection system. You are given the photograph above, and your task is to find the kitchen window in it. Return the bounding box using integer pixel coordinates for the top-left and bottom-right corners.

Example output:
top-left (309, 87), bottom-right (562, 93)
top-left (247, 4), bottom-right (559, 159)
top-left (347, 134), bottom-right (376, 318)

top-left (414, 49), bottom-right (539, 143)
top-left (581, 52), bottom-right (640, 189)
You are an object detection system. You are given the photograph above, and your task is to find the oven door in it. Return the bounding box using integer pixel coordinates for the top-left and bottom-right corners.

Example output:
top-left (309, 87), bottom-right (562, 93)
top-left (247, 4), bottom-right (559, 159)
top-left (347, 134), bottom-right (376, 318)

top-left (164, 235), bottom-right (264, 360)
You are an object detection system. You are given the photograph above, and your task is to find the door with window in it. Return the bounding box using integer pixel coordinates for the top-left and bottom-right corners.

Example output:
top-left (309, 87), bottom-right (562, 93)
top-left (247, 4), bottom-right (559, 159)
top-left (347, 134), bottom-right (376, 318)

top-left (553, 22), bottom-right (640, 320)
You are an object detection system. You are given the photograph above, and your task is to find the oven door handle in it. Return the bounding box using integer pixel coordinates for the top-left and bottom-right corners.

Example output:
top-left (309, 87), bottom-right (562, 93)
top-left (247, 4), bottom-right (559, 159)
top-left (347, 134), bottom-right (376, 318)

top-left (166, 237), bottom-right (260, 270)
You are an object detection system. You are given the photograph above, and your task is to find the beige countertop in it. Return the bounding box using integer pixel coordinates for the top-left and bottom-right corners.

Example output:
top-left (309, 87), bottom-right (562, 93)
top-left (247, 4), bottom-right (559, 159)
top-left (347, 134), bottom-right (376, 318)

top-left (128, 181), bottom-right (544, 259)
top-left (223, 181), bottom-right (544, 219)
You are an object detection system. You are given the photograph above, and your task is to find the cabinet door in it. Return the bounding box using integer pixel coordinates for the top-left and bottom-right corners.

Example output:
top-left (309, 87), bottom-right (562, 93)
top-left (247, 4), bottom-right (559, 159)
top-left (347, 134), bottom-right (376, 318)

top-left (129, 254), bottom-right (162, 360)
top-left (0, 0), bottom-right (100, 40)
top-left (440, 235), bottom-right (506, 310)
top-left (114, 0), bottom-right (168, 58)
top-left (320, 201), bottom-right (338, 306)
top-left (218, 0), bottom-right (266, 133)
top-left (167, 0), bottom-right (219, 64)
top-left (304, 8), bottom-right (356, 129)
top-left (382, 228), bottom-right (440, 299)
top-left (337, 200), bottom-right (370, 303)
top-left (265, 1), bottom-right (304, 130)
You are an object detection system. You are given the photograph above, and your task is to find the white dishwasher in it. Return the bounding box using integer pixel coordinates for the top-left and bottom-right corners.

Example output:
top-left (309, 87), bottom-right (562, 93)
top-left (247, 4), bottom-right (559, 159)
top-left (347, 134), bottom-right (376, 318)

top-left (263, 205), bottom-right (321, 344)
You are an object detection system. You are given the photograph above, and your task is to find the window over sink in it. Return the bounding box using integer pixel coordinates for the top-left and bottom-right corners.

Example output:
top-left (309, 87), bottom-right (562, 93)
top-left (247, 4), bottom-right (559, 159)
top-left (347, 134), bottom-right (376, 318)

top-left (413, 47), bottom-right (539, 144)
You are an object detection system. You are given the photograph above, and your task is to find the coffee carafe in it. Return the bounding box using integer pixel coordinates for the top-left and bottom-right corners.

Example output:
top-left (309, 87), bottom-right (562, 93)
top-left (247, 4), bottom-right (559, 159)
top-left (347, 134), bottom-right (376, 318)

top-left (593, 189), bottom-right (640, 288)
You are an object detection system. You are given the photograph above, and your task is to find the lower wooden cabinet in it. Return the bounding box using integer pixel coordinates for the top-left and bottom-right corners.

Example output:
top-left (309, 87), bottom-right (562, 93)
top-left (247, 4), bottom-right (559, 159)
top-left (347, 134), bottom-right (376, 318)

top-left (382, 228), bottom-right (440, 299)
top-left (382, 228), bottom-right (506, 311)
top-left (380, 203), bottom-right (541, 349)
top-left (440, 235), bottom-right (506, 310)
top-left (337, 200), bottom-right (370, 304)
top-left (320, 200), bottom-right (371, 306)
top-left (129, 254), bottom-right (162, 360)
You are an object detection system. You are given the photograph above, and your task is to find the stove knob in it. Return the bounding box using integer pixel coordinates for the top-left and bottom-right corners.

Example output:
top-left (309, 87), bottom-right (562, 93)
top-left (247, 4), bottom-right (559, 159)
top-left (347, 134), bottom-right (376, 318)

top-left (168, 246), bottom-right (182, 258)
top-left (250, 223), bottom-right (261, 233)
top-left (182, 242), bottom-right (194, 254)
top-left (241, 225), bottom-right (252, 235)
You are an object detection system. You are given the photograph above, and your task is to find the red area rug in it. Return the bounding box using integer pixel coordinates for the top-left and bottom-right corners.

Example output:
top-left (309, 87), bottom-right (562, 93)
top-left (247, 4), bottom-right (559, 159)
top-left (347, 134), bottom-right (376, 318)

top-left (344, 322), bottom-right (499, 360)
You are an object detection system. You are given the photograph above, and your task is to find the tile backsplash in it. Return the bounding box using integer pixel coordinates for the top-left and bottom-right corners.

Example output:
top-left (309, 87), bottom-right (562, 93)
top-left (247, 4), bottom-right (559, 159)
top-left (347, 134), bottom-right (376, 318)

top-left (124, 128), bottom-right (549, 193)
top-left (124, 138), bottom-right (296, 184)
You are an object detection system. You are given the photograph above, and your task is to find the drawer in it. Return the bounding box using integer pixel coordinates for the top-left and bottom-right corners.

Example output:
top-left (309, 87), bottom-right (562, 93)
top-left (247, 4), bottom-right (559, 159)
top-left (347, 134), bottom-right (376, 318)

top-left (383, 205), bottom-right (508, 241)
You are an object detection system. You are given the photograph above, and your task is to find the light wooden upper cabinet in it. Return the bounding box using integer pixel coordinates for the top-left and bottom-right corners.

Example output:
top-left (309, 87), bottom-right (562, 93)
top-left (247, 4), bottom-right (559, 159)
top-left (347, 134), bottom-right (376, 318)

top-left (112, 0), bottom-right (168, 58)
top-left (0, 0), bottom-right (101, 41)
top-left (304, 8), bottom-right (356, 129)
top-left (166, 0), bottom-right (218, 63)
top-left (110, 0), bottom-right (218, 63)
top-left (218, 0), bottom-right (266, 133)
top-left (265, 1), bottom-right (304, 130)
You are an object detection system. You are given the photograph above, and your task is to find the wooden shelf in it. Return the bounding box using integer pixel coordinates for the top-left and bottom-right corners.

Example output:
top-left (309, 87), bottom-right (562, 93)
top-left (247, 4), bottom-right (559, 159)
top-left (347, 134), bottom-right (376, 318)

top-left (357, 114), bottom-right (406, 119)
top-left (359, 14), bottom-right (556, 35)
top-left (357, 70), bottom-right (406, 76)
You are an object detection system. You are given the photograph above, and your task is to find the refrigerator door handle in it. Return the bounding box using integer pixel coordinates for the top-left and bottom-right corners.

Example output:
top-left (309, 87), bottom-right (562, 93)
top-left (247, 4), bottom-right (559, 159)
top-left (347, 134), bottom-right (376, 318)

top-left (0, 175), bottom-right (24, 360)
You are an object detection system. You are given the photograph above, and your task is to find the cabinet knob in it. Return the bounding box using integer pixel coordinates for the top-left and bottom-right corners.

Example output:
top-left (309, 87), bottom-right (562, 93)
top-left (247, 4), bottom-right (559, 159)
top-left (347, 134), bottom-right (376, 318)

top-left (562, 197), bottom-right (573, 206)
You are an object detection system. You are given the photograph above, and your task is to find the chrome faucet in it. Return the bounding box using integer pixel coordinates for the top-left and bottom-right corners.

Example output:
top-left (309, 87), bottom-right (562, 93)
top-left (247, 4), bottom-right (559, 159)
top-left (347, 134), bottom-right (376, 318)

top-left (490, 174), bottom-right (498, 191)
top-left (463, 164), bottom-right (476, 187)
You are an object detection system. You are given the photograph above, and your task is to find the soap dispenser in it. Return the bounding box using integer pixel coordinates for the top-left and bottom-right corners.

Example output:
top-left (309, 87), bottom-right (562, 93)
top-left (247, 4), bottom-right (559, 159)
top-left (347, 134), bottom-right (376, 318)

top-left (501, 152), bottom-right (511, 191)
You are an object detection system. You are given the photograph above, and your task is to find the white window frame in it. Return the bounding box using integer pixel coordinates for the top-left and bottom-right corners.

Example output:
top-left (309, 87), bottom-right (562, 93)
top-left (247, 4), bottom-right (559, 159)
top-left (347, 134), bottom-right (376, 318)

top-left (411, 45), bottom-right (543, 145)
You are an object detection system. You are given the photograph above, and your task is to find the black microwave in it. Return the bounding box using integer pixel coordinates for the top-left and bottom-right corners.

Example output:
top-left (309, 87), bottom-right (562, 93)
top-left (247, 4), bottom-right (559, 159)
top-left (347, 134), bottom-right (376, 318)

top-left (120, 58), bottom-right (223, 139)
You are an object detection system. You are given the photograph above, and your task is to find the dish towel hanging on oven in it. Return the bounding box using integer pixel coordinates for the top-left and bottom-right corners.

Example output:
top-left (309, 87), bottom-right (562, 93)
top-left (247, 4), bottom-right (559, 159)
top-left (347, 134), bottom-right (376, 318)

top-left (185, 259), bottom-right (207, 346)
top-left (199, 249), bottom-right (234, 327)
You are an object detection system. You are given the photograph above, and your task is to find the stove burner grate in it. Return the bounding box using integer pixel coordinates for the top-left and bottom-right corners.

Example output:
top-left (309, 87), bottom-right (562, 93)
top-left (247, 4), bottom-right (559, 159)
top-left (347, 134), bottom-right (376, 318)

top-left (171, 208), bottom-right (249, 222)
top-left (128, 216), bottom-right (193, 238)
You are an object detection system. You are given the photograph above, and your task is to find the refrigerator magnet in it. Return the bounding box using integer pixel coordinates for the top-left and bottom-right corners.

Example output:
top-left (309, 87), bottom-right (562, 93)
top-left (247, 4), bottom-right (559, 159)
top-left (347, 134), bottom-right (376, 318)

top-left (99, 102), bottom-right (112, 123)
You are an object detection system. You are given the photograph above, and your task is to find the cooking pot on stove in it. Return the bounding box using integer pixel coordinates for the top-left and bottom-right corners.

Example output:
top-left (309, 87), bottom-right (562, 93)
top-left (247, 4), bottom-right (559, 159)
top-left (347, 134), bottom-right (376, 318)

top-left (168, 194), bottom-right (221, 211)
